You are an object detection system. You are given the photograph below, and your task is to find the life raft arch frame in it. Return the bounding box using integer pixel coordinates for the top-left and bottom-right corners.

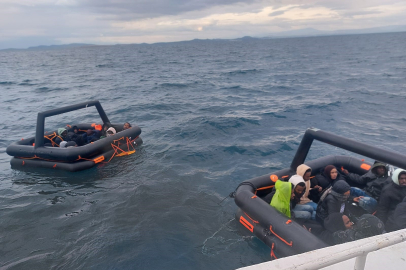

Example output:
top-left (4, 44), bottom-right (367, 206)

top-left (234, 127), bottom-right (406, 258)
top-left (6, 100), bottom-right (143, 171)
top-left (34, 100), bottom-right (110, 149)
top-left (291, 128), bottom-right (406, 171)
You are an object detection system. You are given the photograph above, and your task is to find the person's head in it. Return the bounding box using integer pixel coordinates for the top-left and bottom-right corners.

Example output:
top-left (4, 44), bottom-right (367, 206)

top-left (399, 173), bottom-right (406, 187)
top-left (343, 215), bottom-right (354, 229)
top-left (58, 128), bottom-right (68, 137)
top-left (106, 127), bottom-right (116, 137)
top-left (72, 126), bottom-right (78, 134)
top-left (356, 214), bottom-right (385, 237)
top-left (324, 165), bottom-right (338, 181)
top-left (66, 141), bottom-right (77, 147)
top-left (59, 141), bottom-right (68, 148)
top-left (392, 168), bottom-right (406, 187)
top-left (296, 164), bottom-right (312, 181)
top-left (289, 175), bottom-right (306, 200)
top-left (372, 161), bottom-right (387, 177)
top-left (294, 182), bottom-right (306, 199)
top-left (86, 129), bottom-right (94, 136)
top-left (332, 180), bottom-right (351, 197)
top-left (123, 122), bottom-right (132, 130)
top-left (375, 166), bottom-right (386, 176)
top-left (303, 169), bottom-right (312, 181)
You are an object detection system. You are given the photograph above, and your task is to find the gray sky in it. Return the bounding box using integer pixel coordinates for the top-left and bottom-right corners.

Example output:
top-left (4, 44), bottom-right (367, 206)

top-left (1, 0), bottom-right (406, 49)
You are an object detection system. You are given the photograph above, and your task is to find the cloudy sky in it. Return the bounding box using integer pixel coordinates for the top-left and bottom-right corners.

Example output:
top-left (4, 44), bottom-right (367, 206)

top-left (1, 0), bottom-right (406, 49)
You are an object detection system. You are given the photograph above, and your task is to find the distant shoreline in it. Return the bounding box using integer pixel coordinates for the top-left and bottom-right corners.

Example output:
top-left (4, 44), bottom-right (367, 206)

top-left (1, 27), bottom-right (406, 52)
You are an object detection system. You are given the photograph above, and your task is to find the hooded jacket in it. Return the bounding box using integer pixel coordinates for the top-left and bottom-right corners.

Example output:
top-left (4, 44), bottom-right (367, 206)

top-left (388, 197), bottom-right (406, 231)
top-left (54, 128), bottom-right (68, 146)
top-left (270, 180), bottom-right (292, 218)
top-left (289, 175), bottom-right (306, 206)
top-left (296, 164), bottom-right (316, 205)
top-left (375, 168), bottom-right (406, 226)
top-left (344, 162), bottom-right (391, 200)
top-left (106, 127), bottom-right (117, 136)
top-left (316, 180), bottom-right (351, 224)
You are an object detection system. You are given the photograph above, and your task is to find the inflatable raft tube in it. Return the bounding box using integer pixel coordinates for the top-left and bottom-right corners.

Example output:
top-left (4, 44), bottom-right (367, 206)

top-left (234, 128), bottom-right (406, 259)
top-left (6, 100), bottom-right (143, 172)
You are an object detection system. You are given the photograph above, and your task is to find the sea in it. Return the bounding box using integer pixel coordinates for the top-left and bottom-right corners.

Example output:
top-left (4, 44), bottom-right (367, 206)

top-left (1, 31), bottom-right (406, 269)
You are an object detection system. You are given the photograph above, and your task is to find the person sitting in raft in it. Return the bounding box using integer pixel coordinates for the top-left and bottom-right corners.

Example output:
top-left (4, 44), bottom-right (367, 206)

top-left (59, 141), bottom-right (68, 148)
top-left (99, 123), bottom-right (112, 139)
top-left (319, 213), bottom-right (384, 245)
top-left (318, 213), bottom-right (354, 245)
top-left (375, 168), bottom-right (406, 231)
top-left (106, 127), bottom-right (116, 137)
top-left (270, 180), bottom-right (295, 218)
top-left (296, 164), bottom-right (320, 213)
top-left (385, 196), bottom-right (406, 232)
top-left (341, 161), bottom-right (391, 214)
top-left (316, 180), bottom-right (357, 224)
top-left (314, 165), bottom-right (346, 203)
top-left (59, 141), bottom-right (77, 148)
top-left (82, 129), bottom-right (101, 144)
top-left (67, 125), bottom-right (86, 146)
top-left (289, 175), bottom-right (315, 220)
top-left (55, 128), bottom-right (70, 146)
top-left (123, 122), bottom-right (132, 130)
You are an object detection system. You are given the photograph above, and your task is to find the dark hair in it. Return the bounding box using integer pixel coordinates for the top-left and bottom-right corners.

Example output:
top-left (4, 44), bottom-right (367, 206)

top-left (124, 122), bottom-right (132, 127)
top-left (399, 171), bottom-right (406, 179)
top-left (305, 169), bottom-right (312, 174)
top-left (296, 182), bottom-right (306, 188)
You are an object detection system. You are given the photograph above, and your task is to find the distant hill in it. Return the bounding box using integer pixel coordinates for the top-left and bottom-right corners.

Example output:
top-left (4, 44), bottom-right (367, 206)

top-left (266, 25), bottom-right (406, 38)
top-left (0, 43), bottom-right (95, 52)
top-left (1, 25), bottom-right (405, 51)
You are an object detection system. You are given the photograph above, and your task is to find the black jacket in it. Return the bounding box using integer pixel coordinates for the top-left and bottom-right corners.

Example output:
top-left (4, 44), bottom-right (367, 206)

top-left (344, 163), bottom-right (391, 200)
top-left (386, 197), bottom-right (406, 231)
top-left (375, 182), bottom-right (406, 224)
top-left (316, 193), bottom-right (350, 224)
top-left (312, 173), bottom-right (346, 203)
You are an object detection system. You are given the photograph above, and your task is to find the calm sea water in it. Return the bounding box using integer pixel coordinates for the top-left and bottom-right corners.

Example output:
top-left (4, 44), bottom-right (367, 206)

top-left (1, 32), bottom-right (406, 269)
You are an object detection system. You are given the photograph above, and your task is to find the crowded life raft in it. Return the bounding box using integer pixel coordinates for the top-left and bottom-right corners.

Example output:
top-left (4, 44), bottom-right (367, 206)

top-left (6, 100), bottom-right (142, 172)
top-left (234, 128), bottom-right (406, 259)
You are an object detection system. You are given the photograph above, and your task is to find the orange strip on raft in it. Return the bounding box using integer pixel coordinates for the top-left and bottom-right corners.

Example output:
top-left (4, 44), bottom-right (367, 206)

top-left (240, 216), bottom-right (254, 232)
top-left (270, 243), bottom-right (278, 260)
top-left (93, 156), bottom-right (105, 164)
top-left (256, 185), bottom-right (275, 191)
top-left (251, 195), bottom-right (257, 199)
top-left (243, 212), bottom-right (259, 224)
top-left (361, 163), bottom-right (371, 170)
top-left (269, 225), bottom-right (293, 246)
top-left (281, 175), bottom-right (289, 179)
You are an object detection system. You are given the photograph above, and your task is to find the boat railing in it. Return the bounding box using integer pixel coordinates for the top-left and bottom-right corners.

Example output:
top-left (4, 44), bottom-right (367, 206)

top-left (237, 228), bottom-right (406, 270)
